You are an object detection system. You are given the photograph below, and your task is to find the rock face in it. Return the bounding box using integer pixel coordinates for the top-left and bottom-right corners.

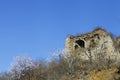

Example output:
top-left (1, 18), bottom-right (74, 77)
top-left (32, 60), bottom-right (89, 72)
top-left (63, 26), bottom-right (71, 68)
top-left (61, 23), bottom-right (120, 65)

top-left (65, 27), bottom-right (120, 60)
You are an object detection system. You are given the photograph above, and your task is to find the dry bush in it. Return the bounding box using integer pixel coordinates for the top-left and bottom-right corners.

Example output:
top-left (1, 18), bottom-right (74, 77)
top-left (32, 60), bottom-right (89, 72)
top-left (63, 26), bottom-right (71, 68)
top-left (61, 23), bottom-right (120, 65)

top-left (0, 48), bottom-right (120, 80)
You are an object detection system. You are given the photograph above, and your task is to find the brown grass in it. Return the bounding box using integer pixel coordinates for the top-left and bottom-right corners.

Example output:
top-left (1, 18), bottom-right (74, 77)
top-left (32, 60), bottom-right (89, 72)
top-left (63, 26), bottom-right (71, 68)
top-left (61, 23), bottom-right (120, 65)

top-left (87, 67), bottom-right (117, 80)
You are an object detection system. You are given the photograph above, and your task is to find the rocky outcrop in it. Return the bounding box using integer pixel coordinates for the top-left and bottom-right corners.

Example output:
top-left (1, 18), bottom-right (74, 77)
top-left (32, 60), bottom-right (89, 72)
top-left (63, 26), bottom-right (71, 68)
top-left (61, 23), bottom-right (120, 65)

top-left (65, 27), bottom-right (120, 61)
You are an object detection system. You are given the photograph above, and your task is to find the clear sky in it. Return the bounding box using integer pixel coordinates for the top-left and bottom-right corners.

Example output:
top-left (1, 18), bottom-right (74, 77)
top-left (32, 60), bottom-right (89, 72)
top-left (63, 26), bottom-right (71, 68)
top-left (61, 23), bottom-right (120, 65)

top-left (0, 0), bottom-right (120, 71)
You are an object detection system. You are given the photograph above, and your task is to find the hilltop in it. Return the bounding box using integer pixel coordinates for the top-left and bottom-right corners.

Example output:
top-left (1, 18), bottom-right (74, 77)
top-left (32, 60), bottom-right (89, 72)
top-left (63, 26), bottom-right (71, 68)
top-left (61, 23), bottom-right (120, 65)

top-left (0, 27), bottom-right (120, 80)
top-left (65, 27), bottom-right (120, 62)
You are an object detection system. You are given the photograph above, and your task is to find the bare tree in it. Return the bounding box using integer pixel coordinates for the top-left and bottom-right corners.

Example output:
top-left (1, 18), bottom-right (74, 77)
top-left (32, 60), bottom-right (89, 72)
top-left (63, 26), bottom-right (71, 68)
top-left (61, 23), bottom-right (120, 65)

top-left (10, 56), bottom-right (35, 80)
top-left (63, 50), bottom-right (82, 75)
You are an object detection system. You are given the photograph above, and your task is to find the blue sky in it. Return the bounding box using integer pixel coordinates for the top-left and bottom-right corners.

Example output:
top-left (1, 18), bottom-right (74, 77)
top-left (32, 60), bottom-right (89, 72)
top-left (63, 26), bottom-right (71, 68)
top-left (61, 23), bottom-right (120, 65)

top-left (0, 0), bottom-right (120, 71)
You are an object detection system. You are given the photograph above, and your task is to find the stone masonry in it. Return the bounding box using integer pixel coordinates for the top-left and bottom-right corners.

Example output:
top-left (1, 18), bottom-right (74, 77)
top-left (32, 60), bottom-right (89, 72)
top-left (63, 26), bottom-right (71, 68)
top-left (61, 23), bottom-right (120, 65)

top-left (65, 27), bottom-right (120, 60)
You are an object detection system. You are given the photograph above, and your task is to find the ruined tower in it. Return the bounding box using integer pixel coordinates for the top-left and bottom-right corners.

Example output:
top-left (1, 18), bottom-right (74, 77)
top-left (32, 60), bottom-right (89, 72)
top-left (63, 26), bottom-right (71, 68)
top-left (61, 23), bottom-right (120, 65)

top-left (65, 27), bottom-right (118, 60)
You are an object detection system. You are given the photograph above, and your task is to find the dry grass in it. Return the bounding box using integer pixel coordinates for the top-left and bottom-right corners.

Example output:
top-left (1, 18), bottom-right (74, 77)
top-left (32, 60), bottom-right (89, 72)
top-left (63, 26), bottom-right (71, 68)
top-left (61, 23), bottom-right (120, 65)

top-left (87, 67), bottom-right (117, 80)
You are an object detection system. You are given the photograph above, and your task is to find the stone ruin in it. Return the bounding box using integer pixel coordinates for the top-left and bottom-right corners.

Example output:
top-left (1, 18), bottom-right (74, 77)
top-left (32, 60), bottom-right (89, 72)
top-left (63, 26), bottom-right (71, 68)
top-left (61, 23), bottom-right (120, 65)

top-left (65, 27), bottom-right (120, 60)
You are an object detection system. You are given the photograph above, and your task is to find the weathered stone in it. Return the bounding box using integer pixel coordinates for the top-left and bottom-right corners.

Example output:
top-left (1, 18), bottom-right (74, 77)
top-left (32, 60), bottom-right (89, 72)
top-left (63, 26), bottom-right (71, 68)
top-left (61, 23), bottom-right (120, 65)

top-left (65, 27), bottom-right (119, 60)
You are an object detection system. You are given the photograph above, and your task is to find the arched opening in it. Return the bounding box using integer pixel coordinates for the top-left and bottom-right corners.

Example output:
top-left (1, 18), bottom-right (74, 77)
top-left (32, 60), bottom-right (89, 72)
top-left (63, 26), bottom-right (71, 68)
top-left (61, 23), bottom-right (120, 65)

top-left (75, 39), bottom-right (85, 48)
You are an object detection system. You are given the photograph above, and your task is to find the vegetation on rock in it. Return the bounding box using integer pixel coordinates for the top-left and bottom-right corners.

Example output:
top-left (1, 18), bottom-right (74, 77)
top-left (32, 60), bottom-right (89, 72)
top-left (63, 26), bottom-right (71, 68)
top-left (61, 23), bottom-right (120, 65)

top-left (0, 27), bottom-right (120, 80)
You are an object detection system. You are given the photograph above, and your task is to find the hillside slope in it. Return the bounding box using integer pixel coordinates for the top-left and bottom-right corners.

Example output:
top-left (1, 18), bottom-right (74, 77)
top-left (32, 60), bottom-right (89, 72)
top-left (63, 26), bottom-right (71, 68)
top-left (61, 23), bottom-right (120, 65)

top-left (0, 27), bottom-right (120, 80)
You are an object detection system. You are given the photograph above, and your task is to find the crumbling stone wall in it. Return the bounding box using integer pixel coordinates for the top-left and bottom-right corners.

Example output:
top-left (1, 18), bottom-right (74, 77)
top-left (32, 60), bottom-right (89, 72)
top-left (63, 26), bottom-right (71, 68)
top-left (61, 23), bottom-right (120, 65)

top-left (65, 27), bottom-right (117, 60)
